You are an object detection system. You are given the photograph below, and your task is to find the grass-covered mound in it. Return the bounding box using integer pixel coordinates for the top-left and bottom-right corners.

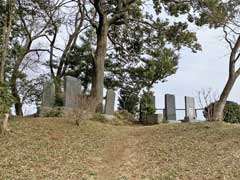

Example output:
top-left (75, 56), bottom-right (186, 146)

top-left (1, 117), bottom-right (240, 179)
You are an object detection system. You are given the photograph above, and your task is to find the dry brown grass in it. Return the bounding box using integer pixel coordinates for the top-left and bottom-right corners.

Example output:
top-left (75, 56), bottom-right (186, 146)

top-left (64, 95), bottom-right (97, 125)
top-left (1, 118), bottom-right (240, 179)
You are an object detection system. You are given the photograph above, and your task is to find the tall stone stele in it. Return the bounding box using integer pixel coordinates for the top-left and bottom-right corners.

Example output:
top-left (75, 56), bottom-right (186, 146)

top-left (42, 81), bottom-right (56, 108)
top-left (104, 89), bottom-right (116, 115)
top-left (164, 94), bottom-right (177, 120)
top-left (64, 76), bottom-right (82, 109)
top-left (184, 96), bottom-right (197, 121)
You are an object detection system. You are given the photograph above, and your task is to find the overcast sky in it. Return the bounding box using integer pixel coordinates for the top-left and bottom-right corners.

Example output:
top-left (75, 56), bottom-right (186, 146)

top-left (153, 26), bottom-right (239, 119)
top-left (22, 23), bottom-right (239, 120)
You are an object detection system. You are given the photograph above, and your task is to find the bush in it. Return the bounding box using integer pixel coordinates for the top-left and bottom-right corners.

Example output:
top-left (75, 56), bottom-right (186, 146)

top-left (204, 101), bottom-right (240, 123)
top-left (114, 110), bottom-right (136, 124)
top-left (223, 101), bottom-right (240, 123)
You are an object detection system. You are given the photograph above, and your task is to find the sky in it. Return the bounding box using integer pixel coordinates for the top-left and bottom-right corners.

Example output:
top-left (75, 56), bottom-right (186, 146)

top-left (21, 22), bottom-right (239, 120)
top-left (153, 26), bottom-right (239, 120)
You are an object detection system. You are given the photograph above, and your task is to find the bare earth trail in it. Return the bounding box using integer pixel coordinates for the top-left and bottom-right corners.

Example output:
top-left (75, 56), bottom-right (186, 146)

top-left (97, 127), bottom-right (143, 180)
top-left (1, 118), bottom-right (240, 180)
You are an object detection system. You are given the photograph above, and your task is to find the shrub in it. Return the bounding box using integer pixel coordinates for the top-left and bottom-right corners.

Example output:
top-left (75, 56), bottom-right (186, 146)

top-left (114, 110), bottom-right (136, 124)
top-left (203, 101), bottom-right (240, 123)
top-left (91, 113), bottom-right (108, 123)
top-left (223, 101), bottom-right (240, 123)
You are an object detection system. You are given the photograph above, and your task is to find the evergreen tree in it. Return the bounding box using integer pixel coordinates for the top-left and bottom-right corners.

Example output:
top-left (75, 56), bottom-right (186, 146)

top-left (118, 86), bottom-right (139, 115)
top-left (139, 91), bottom-right (156, 121)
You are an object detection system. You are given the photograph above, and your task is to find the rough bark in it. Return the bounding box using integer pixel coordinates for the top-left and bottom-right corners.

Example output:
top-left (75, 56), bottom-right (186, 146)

top-left (11, 79), bottom-right (23, 116)
top-left (212, 75), bottom-right (237, 121)
top-left (91, 18), bottom-right (109, 112)
top-left (0, 113), bottom-right (10, 135)
top-left (212, 33), bottom-right (240, 121)
top-left (0, 0), bottom-right (13, 82)
top-left (53, 76), bottom-right (63, 106)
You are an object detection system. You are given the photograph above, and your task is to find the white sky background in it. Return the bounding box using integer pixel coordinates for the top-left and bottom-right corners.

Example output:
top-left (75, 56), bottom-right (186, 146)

top-left (21, 4), bottom-right (240, 119)
top-left (153, 26), bottom-right (239, 120)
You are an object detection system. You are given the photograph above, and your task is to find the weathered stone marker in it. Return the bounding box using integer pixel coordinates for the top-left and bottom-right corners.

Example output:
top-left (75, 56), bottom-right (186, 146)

top-left (104, 89), bottom-right (116, 115)
top-left (64, 76), bottom-right (82, 109)
top-left (142, 114), bottom-right (163, 125)
top-left (184, 96), bottom-right (197, 121)
top-left (42, 81), bottom-right (55, 108)
top-left (164, 94), bottom-right (176, 120)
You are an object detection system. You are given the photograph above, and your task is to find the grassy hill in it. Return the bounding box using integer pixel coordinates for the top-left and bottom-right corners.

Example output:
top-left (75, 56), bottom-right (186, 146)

top-left (1, 118), bottom-right (240, 180)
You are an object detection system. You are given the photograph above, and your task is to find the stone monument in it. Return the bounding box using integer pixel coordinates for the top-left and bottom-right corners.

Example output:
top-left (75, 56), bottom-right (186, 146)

top-left (164, 94), bottom-right (177, 120)
top-left (64, 76), bottom-right (82, 109)
top-left (104, 89), bottom-right (116, 115)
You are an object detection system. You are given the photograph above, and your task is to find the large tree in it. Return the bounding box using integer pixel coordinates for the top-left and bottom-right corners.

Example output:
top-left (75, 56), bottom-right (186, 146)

top-left (78, 0), bottom-right (212, 111)
top-left (209, 1), bottom-right (240, 121)
top-left (43, 0), bottom-right (86, 104)
top-left (7, 0), bottom-right (53, 115)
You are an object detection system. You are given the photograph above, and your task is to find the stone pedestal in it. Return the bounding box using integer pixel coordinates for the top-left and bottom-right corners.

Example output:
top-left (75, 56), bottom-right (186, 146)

top-left (142, 114), bottom-right (163, 125)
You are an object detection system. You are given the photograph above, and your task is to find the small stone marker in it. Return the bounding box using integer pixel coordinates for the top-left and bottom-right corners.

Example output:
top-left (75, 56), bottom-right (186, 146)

top-left (184, 96), bottom-right (197, 121)
top-left (64, 76), bottom-right (82, 108)
top-left (142, 114), bottom-right (163, 125)
top-left (104, 89), bottom-right (116, 115)
top-left (42, 81), bottom-right (55, 108)
top-left (164, 94), bottom-right (176, 120)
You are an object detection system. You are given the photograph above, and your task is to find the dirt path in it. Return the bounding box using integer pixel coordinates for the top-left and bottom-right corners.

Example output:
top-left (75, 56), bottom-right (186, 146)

top-left (97, 127), bottom-right (144, 180)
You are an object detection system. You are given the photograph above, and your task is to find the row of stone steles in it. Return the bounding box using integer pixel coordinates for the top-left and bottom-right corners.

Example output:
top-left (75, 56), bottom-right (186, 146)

top-left (40, 76), bottom-right (115, 115)
top-left (164, 94), bottom-right (197, 121)
top-left (102, 92), bottom-right (198, 124)
top-left (41, 76), bottom-right (197, 124)
top-left (140, 94), bottom-right (197, 125)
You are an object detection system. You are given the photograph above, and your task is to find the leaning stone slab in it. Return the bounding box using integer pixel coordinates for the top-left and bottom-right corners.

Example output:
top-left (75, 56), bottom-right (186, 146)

top-left (184, 96), bottom-right (197, 121)
top-left (142, 114), bottom-right (163, 125)
top-left (104, 89), bottom-right (116, 115)
top-left (164, 94), bottom-right (176, 120)
top-left (64, 76), bottom-right (82, 109)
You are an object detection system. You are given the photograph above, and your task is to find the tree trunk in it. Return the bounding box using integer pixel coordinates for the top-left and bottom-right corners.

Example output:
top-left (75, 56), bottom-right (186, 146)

top-left (0, 113), bottom-right (10, 135)
top-left (0, 0), bottom-right (13, 82)
top-left (53, 76), bottom-right (63, 106)
top-left (212, 75), bottom-right (237, 121)
top-left (91, 19), bottom-right (109, 112)
top-left (10, 62), bottom-right (23, 116)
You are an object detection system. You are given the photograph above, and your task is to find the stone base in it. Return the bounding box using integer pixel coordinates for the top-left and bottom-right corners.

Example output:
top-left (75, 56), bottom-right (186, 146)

top-left (165, 120), bottom-right (182, 124)
top-left (181, 119), bottom-right (202, 123)
top-left (102, 114), bottom-right (116, 121)
top-left (142, 114), bottom-right (163, 125)
top-left (40, 107), bottom-right (64, 117)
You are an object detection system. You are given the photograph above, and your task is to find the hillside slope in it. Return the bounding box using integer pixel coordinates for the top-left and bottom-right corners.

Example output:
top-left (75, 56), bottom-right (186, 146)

top-left (1, 118), bottom-right (240, 180)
